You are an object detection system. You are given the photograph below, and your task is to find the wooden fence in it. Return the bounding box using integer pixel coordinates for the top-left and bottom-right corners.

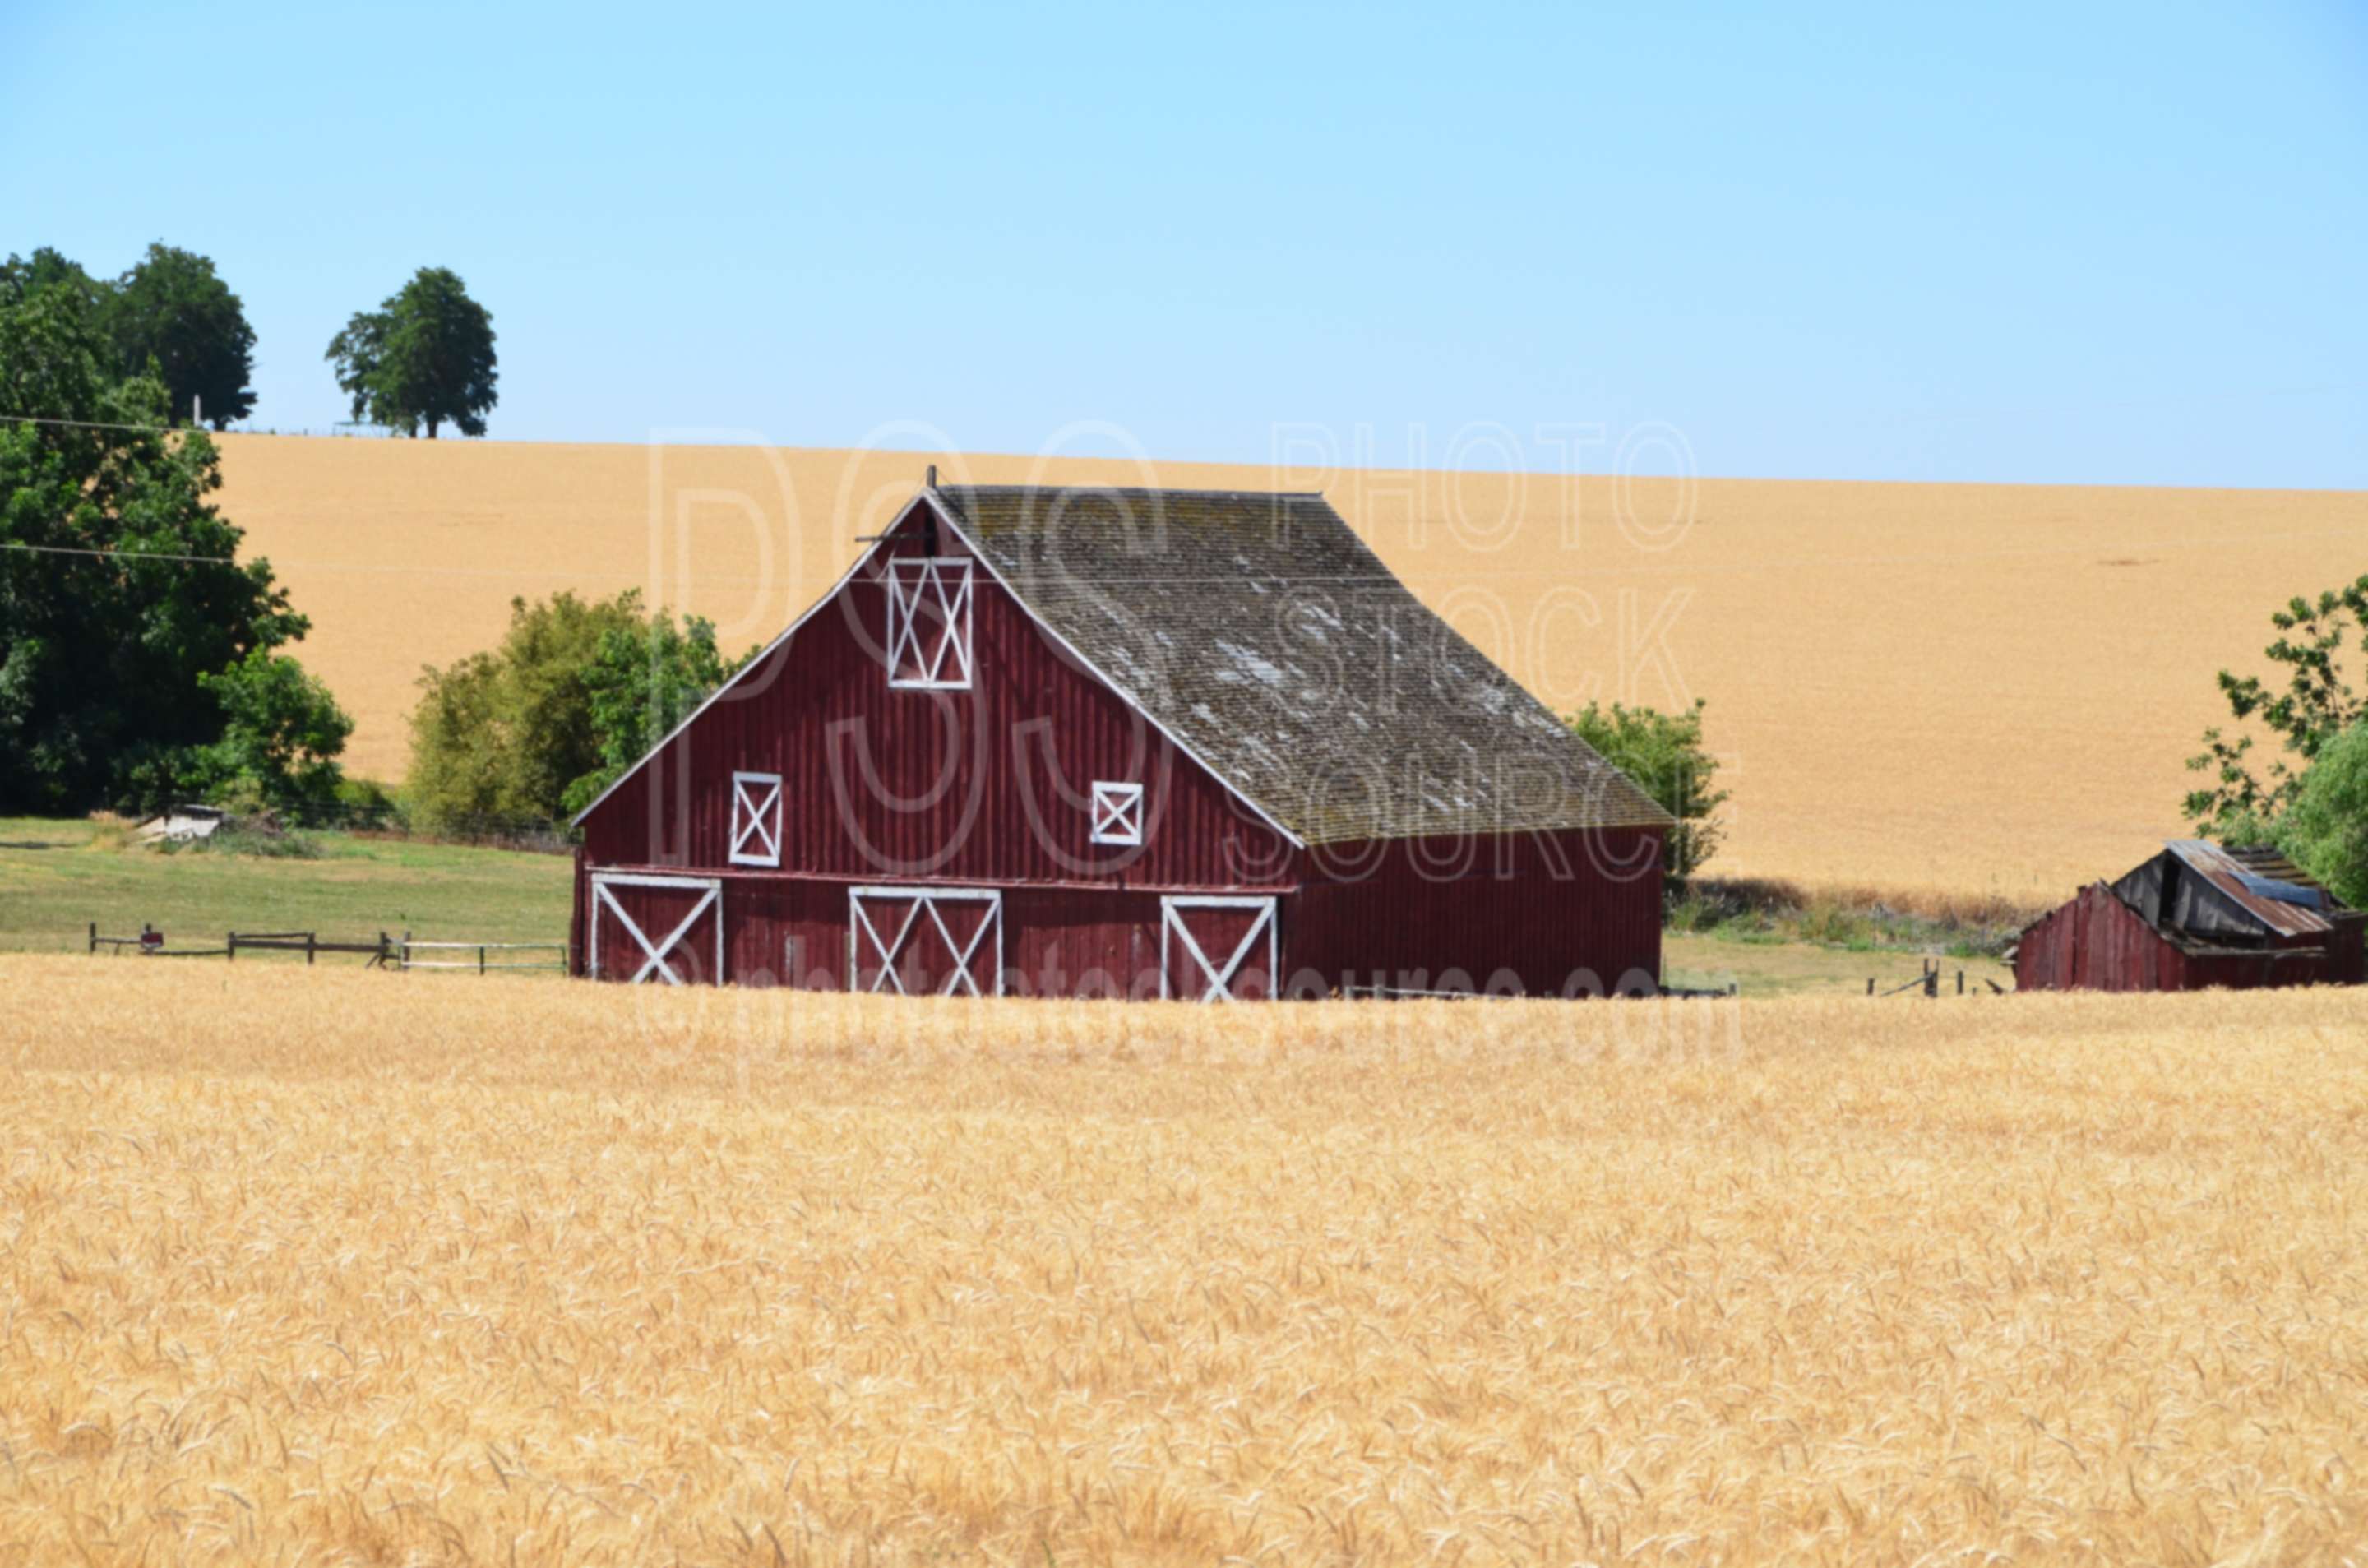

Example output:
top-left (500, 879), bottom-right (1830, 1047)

top-left (87, 923), bottom-right (567, 974)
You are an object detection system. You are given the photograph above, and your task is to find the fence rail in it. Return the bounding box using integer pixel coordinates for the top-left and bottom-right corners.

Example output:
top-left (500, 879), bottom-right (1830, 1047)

top-left (87, 923), bottom-right (570, 974)
top-left (395, 937), bottom-right (568, 974)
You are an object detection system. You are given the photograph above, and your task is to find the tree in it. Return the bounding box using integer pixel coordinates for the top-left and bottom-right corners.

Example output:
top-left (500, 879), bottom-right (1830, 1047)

top-left (0, 260), bottom-right (340, 812)
top-left (561, 608), bottom-right (736, 816)
top-left (107, 242), bottom-right (257, 428)
top-left (2184, 575), bottom-right (2368, 835)
top-left (407, 591), bottom-right (645, 824)
top-left (408, 590), bottom-right (739, 826)
top-left (183, 648), bottom-right (354, 810)
top-left (1565, 698), bottom-right (1729, 880)
top-left (2274, 720), bottom-right (2368, 909)
top-left (326, 266), bottom-right (497, 437)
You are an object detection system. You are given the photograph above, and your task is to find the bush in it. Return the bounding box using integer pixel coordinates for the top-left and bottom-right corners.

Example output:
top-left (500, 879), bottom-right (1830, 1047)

top-left (408, 590), bottom-right (734, 828)
top-left (2275, 720), bottom-right (2368, 909)
top-left (1566, 698), bottom-right (1729, 880)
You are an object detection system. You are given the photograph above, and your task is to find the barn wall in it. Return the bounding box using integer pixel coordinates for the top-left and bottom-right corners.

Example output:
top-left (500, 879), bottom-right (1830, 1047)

top-left (1288, 827), bottom-right (1665, 997)
top-left (2014, 883), bottom-right (2187, 992)
top-left (2014, 881), bottom-right (2361, 992)
top-left (579, 501), bottom-right (1298, 894)
top-left (585, 872), bottom-right (1243, 998)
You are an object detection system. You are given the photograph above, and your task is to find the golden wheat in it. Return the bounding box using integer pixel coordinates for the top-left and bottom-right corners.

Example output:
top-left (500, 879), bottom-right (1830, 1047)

top-left (2, 955), bottom-right (2362, 1564)
top-left (210, 435), bottom-right (2368, 901)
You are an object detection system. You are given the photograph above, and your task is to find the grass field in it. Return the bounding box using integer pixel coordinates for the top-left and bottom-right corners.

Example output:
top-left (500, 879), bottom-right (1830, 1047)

top-left (0, 816), bottom-right (571, 956)
top-left (211, 434), bottom-right (2367, 902)
top-left (0, 956), bottom-right (2361, 1565)
top-left (0, 816), bottom-right (2003, 994)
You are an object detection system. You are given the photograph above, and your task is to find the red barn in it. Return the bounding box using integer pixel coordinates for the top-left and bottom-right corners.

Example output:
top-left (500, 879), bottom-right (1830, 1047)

top-left (570, 481), bottom-right (1672, 999)
top-left (2013, 840), bottom-right (2364, 992)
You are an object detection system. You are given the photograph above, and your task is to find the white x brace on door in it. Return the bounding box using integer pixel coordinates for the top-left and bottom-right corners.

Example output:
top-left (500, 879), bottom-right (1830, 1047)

top-left (590, 872), bottom-right (724, 984)
top-left (849, 886), bottom-right (1003, 996)
top-left (1160, 895), bottom-right (1278, 1002)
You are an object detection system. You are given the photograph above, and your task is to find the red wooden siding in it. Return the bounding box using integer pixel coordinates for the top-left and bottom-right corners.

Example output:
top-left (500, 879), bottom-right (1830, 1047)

top-left (1290, 828), bottom-right (1663, 997)
top-left (2014, 881), bottom-right (2352, 992)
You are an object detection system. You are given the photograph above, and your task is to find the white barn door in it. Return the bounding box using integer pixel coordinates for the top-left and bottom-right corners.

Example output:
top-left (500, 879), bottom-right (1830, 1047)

top-left (1160, 895), bottom-right (1277, 1001)
top-left (849, 886), bottom-right (1003, 996)
top-left (590, 873), bottom-right (724, 984)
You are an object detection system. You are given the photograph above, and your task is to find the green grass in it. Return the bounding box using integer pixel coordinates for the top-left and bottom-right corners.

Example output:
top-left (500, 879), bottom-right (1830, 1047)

top-left (4, 816), bottom-right (2012, 995)
top-left (0, 816), bottom-right (571, 960)
top-left (1661, 929), bottom-right (2014, 997)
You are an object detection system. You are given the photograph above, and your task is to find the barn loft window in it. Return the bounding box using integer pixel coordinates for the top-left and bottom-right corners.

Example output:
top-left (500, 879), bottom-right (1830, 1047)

top-left (729, 770), bottom-right (783, 866)
top-left (886, 557), bottom-right (974, 689)
top-left (1090, 780), bottom-right (1144, 845)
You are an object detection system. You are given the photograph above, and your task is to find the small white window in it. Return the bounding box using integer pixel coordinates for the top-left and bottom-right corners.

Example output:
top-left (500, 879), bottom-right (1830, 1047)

top-left (1090, 780), bottom-right (1144, 845)
top-left (886, 557), bottom-right (974, 689)
top-left (730, 770), bottom-right (783, 866)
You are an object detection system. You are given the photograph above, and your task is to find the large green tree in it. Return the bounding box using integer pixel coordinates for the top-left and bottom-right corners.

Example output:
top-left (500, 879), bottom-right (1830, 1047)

top-left (409, 590), bottom-right (735, 826)
top-left (107, 242), bottom-right (257, 428)
top-left (2184, 574), bottom-right (2368, 835)
top-left (0, 257), bottom-right (345, 812)
top-left (326, 266), bottom-right (497, 437)
top-left (2275, 720), bottom-right (2368, 909)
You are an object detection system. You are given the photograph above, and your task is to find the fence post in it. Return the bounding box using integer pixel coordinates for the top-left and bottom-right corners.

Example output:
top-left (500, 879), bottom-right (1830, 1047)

top-left (227, 931), bottom-right (235, 963)
top-left (307, 932), bottom-right (317, 966)
top-left (401, 929), bottom-right (411, 973)
top-left (1866, 977), bottom-right (1874, 997)
top-left (88, 921), bottom-right (96, 955)
top-left (1956, 969), bottom-right (1963, 995)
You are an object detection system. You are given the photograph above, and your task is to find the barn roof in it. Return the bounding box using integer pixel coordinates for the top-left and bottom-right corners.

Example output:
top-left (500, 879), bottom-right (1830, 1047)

top-left (2161, 840), bottom-right (2353, 937)
top-left (929, 484), bottom-right (1673, 845)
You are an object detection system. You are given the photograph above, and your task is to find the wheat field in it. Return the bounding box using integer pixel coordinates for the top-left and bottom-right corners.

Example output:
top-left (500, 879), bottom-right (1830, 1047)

top-left (2, 955), bottom-right (2362, 1565)
top-left (211, 436), bottom-right (2366, 903)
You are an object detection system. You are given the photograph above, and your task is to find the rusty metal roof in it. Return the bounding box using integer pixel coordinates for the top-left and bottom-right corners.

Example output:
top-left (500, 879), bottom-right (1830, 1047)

top-left (2163, 840), bottom-right (2352, 937)
top-left (931, 485), bottom-right (1675, 845)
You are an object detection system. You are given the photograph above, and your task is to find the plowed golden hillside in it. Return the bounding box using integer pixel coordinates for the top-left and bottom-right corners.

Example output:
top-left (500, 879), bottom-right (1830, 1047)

top-left (213, 435), bottom-right (2366, 900)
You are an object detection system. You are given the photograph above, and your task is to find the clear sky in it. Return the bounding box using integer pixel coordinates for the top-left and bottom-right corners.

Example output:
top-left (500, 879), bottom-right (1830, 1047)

top-left (4, 1), bottom-right (2362, 486)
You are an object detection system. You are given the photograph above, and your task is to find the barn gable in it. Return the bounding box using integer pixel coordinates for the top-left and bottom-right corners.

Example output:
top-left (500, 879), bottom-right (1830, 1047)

top-left (571, 493), bottom-right (1300, 889)
top-left (577, 482), bottom-right (1671, 850)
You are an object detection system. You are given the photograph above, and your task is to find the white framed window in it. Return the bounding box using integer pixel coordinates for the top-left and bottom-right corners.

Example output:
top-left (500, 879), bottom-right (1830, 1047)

top-left (1089, 780), bottom-right (1144, 845)
top-left (729, 770), bottom-right (782, 866)
top-left (886, 557), bottom-right (974, 689)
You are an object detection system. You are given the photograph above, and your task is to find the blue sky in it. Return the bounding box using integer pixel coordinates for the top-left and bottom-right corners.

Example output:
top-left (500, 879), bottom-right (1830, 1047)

top-left (4, 1), bottom-right (2363, 485)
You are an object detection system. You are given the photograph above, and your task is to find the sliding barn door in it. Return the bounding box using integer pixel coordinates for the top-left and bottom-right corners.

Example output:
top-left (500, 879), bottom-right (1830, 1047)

top-left (589, 873), bottom-right (724, 984)
top-left (1160, 895), bottom-right (1277, 1001)
top-left (849, 886), bottom-right (1003, 997)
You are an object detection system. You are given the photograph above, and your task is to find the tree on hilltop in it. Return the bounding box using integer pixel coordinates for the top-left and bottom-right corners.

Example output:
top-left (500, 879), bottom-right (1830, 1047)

top-left (326, 266), bottom-right (497, 438)
top-left (108, 242), bottom-right (257, 428)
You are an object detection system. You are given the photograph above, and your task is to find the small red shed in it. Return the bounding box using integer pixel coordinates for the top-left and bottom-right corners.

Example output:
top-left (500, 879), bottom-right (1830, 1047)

top-left (569, 481), bottom-right (1672, 999)
top-left (2013, 840), bottom-right (2364, 992)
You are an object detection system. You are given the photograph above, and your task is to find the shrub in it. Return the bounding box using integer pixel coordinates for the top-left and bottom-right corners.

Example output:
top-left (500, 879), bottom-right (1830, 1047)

top-left (1566, 699), bottom-right (1729, 881)
top-left (2274, 720), bottom-right (2368, 909)
top-left (408, 590), bottom-right (734, 829)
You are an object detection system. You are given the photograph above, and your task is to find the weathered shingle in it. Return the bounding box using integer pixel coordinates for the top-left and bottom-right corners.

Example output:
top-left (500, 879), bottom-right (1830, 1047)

top-left (933, 485), bottom-right (1672, 845)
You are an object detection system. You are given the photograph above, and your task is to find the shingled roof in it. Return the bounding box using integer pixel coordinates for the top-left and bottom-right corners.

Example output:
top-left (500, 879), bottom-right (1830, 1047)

top-left (930, 484), bottom-right (1672, 845)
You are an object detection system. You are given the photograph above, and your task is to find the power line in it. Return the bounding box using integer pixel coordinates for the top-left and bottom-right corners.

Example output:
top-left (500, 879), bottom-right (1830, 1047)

top-left (0, 412), bottom-right (197, 437)
top-left (2, 541), bottom-right (238, 565)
